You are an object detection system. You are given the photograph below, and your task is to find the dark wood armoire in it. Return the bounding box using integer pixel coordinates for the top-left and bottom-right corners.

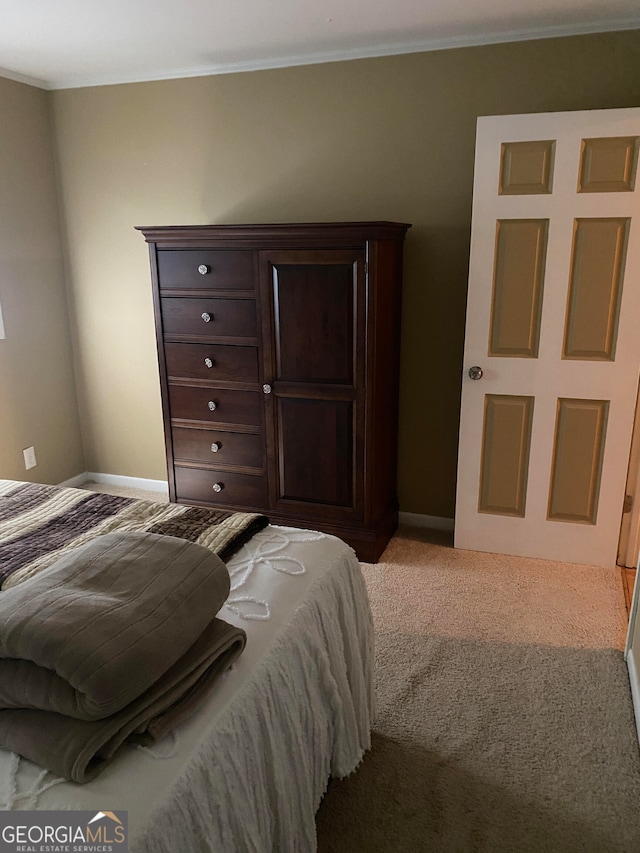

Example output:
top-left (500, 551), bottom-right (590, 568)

top-left (137, 222), bottom-right (410, 561)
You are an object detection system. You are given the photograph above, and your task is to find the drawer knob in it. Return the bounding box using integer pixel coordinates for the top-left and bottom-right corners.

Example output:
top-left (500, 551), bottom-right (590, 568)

top-left (198, 264), bottom-right (210, 275)
top-left (204, 357), bottom-right (214, 368)
top-left (208, 400), bottom-right (217, 411)
top-left (210, 442), bottom-right (221, 452)
top-left (201, 312), bottom-right (212, 323)
top-left (212, 482), bottom-right (224, 493)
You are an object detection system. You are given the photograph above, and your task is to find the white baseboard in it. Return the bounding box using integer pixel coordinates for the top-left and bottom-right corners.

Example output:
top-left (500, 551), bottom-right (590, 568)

top-left (625, 565), bottom-right (640, 750)
top-left (627, 647), bottom-right (640, 749)
top-left (398, 511), bottom-right (454, 531)
top-left (58, 476), bottom-right (453, 530)
top-left (58, 473), bottom-right (91, 488)
top-left (59, 472), bottom-right (169, 493)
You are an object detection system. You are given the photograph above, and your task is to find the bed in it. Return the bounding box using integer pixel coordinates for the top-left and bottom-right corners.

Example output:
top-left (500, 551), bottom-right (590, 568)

top-left (0, 480), bottom-right (375, 852)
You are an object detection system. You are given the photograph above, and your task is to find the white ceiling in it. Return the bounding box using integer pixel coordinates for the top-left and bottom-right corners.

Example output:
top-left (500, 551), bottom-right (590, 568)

top-left (1, 0), bottom-right (639, 90)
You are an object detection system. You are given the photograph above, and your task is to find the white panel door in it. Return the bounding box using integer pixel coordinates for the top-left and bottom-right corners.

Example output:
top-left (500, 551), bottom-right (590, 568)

top-left (455, 109), bottom-right (640, 567)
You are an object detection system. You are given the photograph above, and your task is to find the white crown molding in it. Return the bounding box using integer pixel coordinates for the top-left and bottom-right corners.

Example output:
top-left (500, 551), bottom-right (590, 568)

top-left (3, 17), bottom-right (638, 91)
top-left (0, 64), bottom-right (48, 89)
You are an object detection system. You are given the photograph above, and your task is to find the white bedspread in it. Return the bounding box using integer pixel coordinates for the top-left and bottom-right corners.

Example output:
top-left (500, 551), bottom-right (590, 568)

top-left (0, 525), bottom-right (375, 852)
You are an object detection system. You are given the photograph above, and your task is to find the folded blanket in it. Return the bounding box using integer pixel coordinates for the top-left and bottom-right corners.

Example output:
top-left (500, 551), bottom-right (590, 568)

top-left (0, 531), bottom-right (246, 782)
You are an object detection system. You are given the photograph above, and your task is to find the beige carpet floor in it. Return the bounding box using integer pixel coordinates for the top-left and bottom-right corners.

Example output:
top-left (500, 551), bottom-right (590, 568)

top-left (316, 526), bottom-right (640, 852)
top-left (81, 484), bottom-right (640, 850)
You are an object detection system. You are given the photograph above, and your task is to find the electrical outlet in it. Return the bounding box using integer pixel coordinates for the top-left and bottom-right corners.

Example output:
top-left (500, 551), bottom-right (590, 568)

top-left (23, 446), bottom-right (37, 470)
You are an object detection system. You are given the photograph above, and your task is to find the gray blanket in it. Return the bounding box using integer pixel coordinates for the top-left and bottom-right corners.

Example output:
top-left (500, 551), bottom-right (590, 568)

top-left (0, 530), bottom-right (246, 782)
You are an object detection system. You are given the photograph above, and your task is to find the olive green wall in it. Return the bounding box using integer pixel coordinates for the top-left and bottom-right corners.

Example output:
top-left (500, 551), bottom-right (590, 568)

top-left (0, 76), bottom-right (84, 483)
top-left (51, 30), bottom-right (640, 517)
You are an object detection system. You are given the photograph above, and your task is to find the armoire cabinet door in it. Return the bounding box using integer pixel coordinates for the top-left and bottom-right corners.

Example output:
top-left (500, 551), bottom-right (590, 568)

top-left (259, 250), bottom-right (366, 522)
top-left (138, 220), bottom-right (410, 562)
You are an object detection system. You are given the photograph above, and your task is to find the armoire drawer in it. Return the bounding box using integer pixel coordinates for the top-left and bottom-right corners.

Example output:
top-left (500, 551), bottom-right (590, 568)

top-left (172, 427), bottom-right (263, 470)
top-left (157, 249), bottom-right (255, 291)
top-left (169, 384), bottom-right (261, 427)
top-left (161, 297), bottom-right (257, 339)
top-left (175, 466), bottom-right (267, 509)
top-left (165, 342), bottom-right (259, 383)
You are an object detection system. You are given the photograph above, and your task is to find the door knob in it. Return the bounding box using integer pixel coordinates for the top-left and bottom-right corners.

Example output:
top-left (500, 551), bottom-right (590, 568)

top-left (468, 366), bottom-right (484, 380)
top-left (263, 384), bottom-right (272, 395)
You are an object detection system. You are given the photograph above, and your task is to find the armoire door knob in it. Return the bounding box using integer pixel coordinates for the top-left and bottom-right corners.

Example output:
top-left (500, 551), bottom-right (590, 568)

top-left (468, 366), bottom-right (484, 380)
